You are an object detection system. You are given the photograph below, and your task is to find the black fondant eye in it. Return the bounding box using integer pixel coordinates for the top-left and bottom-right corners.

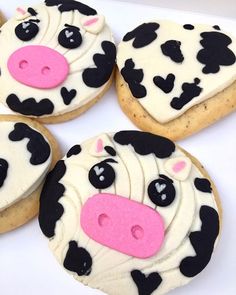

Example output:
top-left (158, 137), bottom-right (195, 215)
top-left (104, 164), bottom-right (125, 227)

top-left (148, 174), bottom-right (176, 207)
top-left (89, 160), bottom-right (116, 189)
top-left (58, 26), bottom-right (82, 49)
top-left (15, 21), bottom-right (39, 41)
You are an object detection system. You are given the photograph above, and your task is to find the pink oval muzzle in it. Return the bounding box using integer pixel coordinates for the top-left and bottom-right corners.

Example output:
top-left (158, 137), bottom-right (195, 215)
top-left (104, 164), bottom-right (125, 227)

top-left (80, 193), bottom-right (165, 259)
top-left (7, 45), bottom-right (69, 89)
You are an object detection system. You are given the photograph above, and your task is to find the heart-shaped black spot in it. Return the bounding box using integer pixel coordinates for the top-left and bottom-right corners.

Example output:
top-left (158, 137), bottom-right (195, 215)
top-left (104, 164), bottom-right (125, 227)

top-left (61, 87), bottom-right (77, 105)
top-left (153, 73), bottom-right (175, 94)
top-left (131, 270), bottom-right (162, 295)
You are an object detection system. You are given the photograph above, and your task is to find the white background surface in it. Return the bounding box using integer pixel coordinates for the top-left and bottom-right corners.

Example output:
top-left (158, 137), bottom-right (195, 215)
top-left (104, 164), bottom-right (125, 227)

top-left (0, 0), bottom-right (236, 295)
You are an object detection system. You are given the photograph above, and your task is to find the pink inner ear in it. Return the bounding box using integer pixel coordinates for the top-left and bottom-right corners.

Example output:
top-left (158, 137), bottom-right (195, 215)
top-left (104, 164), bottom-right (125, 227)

top-left (173, 161), bottom-right (186, 173)
top-left (16, 7), bottom-right (27, 15)
top-left (83, 17), bottom-right (99, 27)
top-left (96, 139), bottom-right (103, 153)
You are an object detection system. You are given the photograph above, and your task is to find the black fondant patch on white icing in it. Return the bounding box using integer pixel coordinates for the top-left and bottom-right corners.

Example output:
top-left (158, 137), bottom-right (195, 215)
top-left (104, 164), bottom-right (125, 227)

top-left (170, 78), bottom-right (202, 110)
top-left (45, 0), bottom-right (97, 15)
top-left (0, 159), bottom-right (8, 188)
top-left (61, 87), bottom-right (77, 105)
top-left (82, 41), bottom-right (116, 88)
top-left (131, 270), bottom-right (162, 295)
top-left (9, 123), bottom-right (51, 165)
top-left (180, 205), bottom-right (219, 277)
top-left (121, 59), bottom-right (147, 98)
top-left (161, 40), bottom-right (184, 63)
top-left (39, 160), bottom-right (66, 238)
top-left (197, 31), bottom-right (236, 74)
top-left (114, 130), bottom-right (175, 158)
top-left (6, 94), bottom-right (54, 116)
top-left (64, 241), bottom-right (92, 276)
top-left (153, 74), bottom-right (175, 94)
top-left (123, 22), bottom-right (159, 48)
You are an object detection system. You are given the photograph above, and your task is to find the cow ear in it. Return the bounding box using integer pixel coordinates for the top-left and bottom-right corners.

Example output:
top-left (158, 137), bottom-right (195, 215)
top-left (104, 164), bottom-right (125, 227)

top-left (80, 15), bottom-right (105, 34)
top-left (89, 134), bottom-right (115, 157)
top-left (164, 157), bottom-right (192, 181)
top-left (15, 7), bottom-right (30, 20)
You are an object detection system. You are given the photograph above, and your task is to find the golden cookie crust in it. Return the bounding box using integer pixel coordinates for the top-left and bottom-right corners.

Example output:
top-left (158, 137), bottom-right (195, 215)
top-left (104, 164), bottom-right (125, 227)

top-left (116, 69), bottom-right (236, 141)
top-left (0, 115), bottom-right (61, 233)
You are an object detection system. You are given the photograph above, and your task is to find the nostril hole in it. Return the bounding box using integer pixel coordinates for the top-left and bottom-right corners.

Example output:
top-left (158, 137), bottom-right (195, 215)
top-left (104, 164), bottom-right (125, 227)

top-left (41, 66), bottom-right (51, 75)
top-left (19, 60), bottom-right (28, 69)
top-left (98, 214), bottom-right (110, 227)
top-left (131, 225), bottom-right (144, 240)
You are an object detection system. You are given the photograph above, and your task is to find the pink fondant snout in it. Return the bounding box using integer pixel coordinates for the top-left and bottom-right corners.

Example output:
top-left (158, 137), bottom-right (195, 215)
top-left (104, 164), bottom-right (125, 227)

top-left (7, 45), bottom-right (69, 89)
top-left (80, 193), bottom-right (165, 258)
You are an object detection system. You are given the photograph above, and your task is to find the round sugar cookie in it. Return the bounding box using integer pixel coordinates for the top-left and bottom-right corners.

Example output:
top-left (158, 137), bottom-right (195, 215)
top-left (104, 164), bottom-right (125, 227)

top-left (39, 130), bottom-right (221, 295)
top-left (0, 115), bottom-right (60, 233)
top-left (0, 1), bottom-right (116, 123)
top-left (116, 21), bottom-right (236, 140)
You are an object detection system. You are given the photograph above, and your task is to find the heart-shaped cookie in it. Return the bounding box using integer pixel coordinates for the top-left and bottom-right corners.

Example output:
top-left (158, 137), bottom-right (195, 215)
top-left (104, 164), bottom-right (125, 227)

top-left (116, 20), bottom-right (236, 140)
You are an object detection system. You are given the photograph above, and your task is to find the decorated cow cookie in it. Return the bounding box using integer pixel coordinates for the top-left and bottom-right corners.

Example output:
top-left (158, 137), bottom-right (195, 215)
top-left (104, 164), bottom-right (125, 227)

top-left (0, 1), bottom-right (116, 123)
top-left (39, 130), bottom-right (221, 295)
top-left (0, 115), bottom-right (60, 233)
top-left (116, 20), bottom-right (236, 140)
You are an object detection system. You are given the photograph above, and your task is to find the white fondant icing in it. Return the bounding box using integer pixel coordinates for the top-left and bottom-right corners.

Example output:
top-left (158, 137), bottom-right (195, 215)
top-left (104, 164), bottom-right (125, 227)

top-left (117, 20), bottom-right (236, 123)
top-left (0, 121), bottom-right (51, 211)
top-left (47, 132), bottom-right (219, 294)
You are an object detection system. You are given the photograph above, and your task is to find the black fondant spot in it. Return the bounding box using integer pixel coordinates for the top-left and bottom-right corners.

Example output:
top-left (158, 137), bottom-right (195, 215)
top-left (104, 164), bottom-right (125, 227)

top-left (82, 41), bottom-right (116, 88)
top-left (123, 22), bottom-right (159, 48)
top-left (39, 160), bottom-right (66, 238)
top-left (213, 25), bottom-right (221, 31)
top-left (6, 94), bottom-right (54, 116)
top-left (148, 174), bottom-right (176, 207)
top-left (170, 78), bottom-right (202, 110)
top-left (0, 159), bottom-right (8, 188)
top-left (121, 59), bottom-right (147, 99)
top-left (194, 178), bottom-right (212, 193)
top-left (45, 0), bottom-right (97, 15)
top-left (197, 31), bottom-right (236, 74)
top-left (89, 159), bottom-right (117, 189)
top-left (153, 73), bottom-right (175, 94)
top-left (64, 241), bottom-right (92, 276)
top-left (161, 40), bottom-right (184, 63)
top-left (104, 146), bottom-right (116, 156)
top-left (58, 25), bottom-right (82, 49)
top-left (131, 270), bottom-right (162, 295)
top-left (15, 20), bottom-right (39, 41)
top-left (67, 145), bottom-right (82, 158)
top-left (61, 87), bottom-right (77, 105)
top-left (114, 131), bottom-right (175, 158)
top-left (180, 205), bottom-right (219, 277)
top-left (183, 24), bottom-right (194, 30)
top-left (28, 7), bottom-right (38, 16)
top-left (9, 123), bottom-right (51, 165)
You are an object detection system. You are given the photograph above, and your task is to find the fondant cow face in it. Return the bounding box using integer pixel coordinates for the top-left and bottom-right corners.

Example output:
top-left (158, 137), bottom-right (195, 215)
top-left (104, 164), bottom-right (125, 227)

top-left (0, 120), bottom-right (51, 211)
top-left (39, 131), bottom-right (220, 295)
top-left (117, 20), bottom-right (236, 123)
top-left (0, 1), bottom-right (116, 118)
